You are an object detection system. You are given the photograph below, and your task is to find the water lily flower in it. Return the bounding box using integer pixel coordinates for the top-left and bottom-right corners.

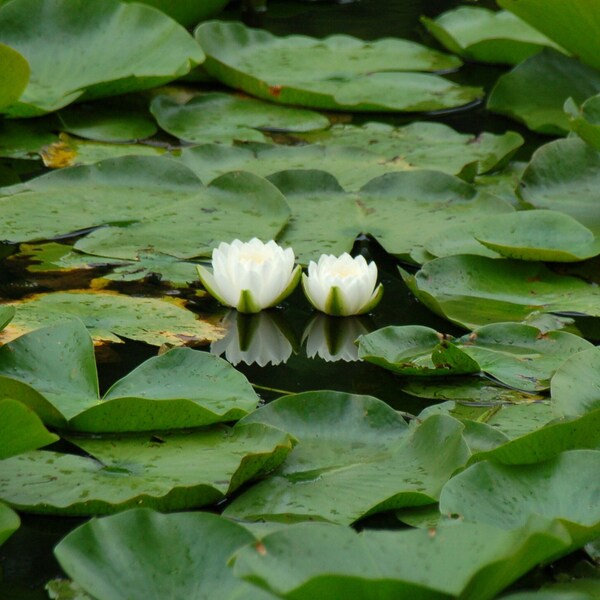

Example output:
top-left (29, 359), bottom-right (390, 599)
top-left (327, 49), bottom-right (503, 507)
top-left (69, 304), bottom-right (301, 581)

top-left (197, 238), bottom-right (301, 313)
top-left (211, 311), bottom-right (294, 367)
top-left (302, 253), bottom-right (383, 316)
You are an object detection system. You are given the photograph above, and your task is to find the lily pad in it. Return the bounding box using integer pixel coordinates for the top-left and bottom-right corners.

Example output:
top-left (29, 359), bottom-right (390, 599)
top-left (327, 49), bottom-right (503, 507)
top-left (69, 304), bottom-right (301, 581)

top-left (421, 7), bottom-right (562, 65)
top-left (0, 116), bottom-right (58, 159)
top-left (151, 93), bottom-right (330, 144)
top-left (0, 320), bottom-right (259, 432)
top-left (565, 95), bottom-right (600, 150)
top-left (551, 348), bottom-right (600, 418)
top-left (358, 323), bottom-right (592, 391)
top-left (0, 423), bottom-right (293, 515)
top-left (0, 156), bottom-right (290, 260)
top-left (402, 255), bottom-right (600, 330)
top-left (0, 398), bottom-right (58, 458)
top-left (0, 0), bottom-right (204, 116)
top-left (0, 290), bottom-right (222, 347)
top-left (232, 518), bottom-right (580, 600)
top-left (296, 121), bottom-right (523, 177)
top-left (121, 0), bottom-right (232, 27)
top-left (0, 42), bottom-right (29, 109)
top-left (440, 450), bottom-right (600, 545)
top-left (0, 502), bottom-right (19, 547)
top-left (518, 138), bottom-right (600, 235)
top-left (196, 21), bottom-right (483, 112)
top-left (54, 509), bottom-right (273, 600)
top-left (57, 106), bottom-right (158, 143)
top-left (487, 49), bottom-right (600, 134)
top-left (499, 0), bottom-right (600, 71)
top-left (267, 170), bottom-right (513, 263)
top-left (224, 392), bottom-right (469, 525)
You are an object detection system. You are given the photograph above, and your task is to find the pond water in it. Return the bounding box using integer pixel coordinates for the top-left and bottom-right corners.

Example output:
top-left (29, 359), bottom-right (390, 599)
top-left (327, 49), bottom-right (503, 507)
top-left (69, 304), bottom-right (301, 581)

top-left (0, 0), bottom-right (597, 598)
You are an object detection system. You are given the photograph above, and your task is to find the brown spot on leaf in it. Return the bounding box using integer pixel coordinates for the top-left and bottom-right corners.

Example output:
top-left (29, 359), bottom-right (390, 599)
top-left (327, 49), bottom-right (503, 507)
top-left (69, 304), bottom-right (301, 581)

top-left (268, 85), bottom-right (283, 97)
top-left (255, 542), bottom-right (268, 556)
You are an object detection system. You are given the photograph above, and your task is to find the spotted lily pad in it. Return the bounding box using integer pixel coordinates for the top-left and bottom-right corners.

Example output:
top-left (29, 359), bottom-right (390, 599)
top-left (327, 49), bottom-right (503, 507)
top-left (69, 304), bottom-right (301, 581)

top-left (151, 93), bottom-right (330, 144)
top-left (358, 323), bottom-right (592, 391)
top-left (0, 423), bottom-right (293, 515)
top-left (0, 290), bottom-right (221, 346)
top-left (403, 255), bottom-right (600, 330)
top-left (0, 0), bottom-right (204, 116)
top-left (196, 21), bottom-right (483, 112)
top-left (421, 7), bottom-right (562, 65)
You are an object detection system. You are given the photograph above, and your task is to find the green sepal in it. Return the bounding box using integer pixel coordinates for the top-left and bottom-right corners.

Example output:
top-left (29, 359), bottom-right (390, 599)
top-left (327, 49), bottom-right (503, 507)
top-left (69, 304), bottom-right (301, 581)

top-left (269, 265), bottom-right (302, 308)
top-left (356, 283), bottom-right (384, 315)
top-left (324, 286), bottom-right (349, 317)
top-left (196, 265), bottom-right (230, 307)
top-left (236, 289), bottom-right (263, 314)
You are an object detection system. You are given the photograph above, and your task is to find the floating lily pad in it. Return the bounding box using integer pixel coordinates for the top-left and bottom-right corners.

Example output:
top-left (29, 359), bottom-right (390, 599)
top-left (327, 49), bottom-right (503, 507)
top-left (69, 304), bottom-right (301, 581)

top-left (0, 116), bottom-right (58, 159)
top-left (358, 323), bottom-right (592, 391)
top-left (0, 0), bottom-right (204, 116)
top-left (473, 161), bottom-right (526, 206)
top-left (551, 348), bottom-right (600, 418)
top-left (402, 255), bottom-right (600, 330)
top-left (54, 510), bottom-right (272, 600)
top-left (488, 49), bottom-right (600, 134)
top-left (440, 450), bottom-right (600, 545)
top-left (232, 518), bottom-right (580, 600)
top-left (0, 42), bottom-right (29, 110)
top-left (224, 392), bottom-right (469, 525)
top-left (179, 143), bottom-right (436, 191)
top-left (0, 423), bottom-right (293, 515)
top-left (57, 106), bottom-right (158, 143)
top-left (296, 121), bottom-right (523, 177)
top-left (0, 290), bottom-right (221, 347)
top-left (268, 170), bottom-right (513, 263)
top-left (0, 156), bottom-right (290, 261)
top-left (0, 320), bottom-right (259, 432)
top-left (565, 95), bottom-right (600, 150)
top-left (499, 0), bottom-right (600, 72)
top-left (519, 138), bottom-right (600, 235)
top-left (40, 134), bottom-right (165, 169)
top-left (196, 21), bottom-right (483, 112)
top-left (0, 398), bottom-right (58, 458)
top-left (151, 93), bottom-right (330, 144)
top-left (0, 502), bottom-right (19, 547)
top-left (421, 7), bottom-right (561, 65)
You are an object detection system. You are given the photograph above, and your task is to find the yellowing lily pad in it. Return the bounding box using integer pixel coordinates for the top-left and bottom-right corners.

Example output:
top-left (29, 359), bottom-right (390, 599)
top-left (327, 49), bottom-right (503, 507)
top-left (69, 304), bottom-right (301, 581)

top-left (196, 21), bottom-right (482, 112)
top-left (0, 290), bottom-right (222, 346)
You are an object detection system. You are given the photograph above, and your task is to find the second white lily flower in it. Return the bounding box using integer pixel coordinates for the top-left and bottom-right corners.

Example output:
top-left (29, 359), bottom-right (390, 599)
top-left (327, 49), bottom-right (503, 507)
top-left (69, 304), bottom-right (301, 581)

top-left (197, 238), bottom-right (301, 313)
top-left (302, 253), bottom-right (383, 317)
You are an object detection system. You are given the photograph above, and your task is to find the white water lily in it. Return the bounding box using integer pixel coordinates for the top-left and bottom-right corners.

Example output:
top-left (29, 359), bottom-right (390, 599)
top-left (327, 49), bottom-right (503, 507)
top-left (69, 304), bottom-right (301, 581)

top-left (197, 238), bottom-right (301, 313)
top-left (302, 253), bottom-right (383, 317)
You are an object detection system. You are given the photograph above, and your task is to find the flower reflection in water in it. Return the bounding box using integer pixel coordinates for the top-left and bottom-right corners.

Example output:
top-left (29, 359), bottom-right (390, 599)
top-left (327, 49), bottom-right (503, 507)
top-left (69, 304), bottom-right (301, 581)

top-left (303, 314), bottom-right (372, 363)
top-left (210, 310), bottom-right (295, 367)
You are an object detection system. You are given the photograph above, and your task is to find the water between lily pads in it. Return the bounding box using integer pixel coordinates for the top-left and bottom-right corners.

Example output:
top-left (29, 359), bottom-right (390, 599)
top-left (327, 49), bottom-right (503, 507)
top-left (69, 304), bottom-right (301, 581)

top-left (0, 0), bottom-right (595, 597)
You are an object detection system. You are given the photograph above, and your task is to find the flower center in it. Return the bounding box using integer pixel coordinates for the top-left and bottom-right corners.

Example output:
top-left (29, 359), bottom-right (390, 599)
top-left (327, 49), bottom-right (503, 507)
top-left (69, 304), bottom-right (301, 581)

top-left (239, 250), bottom-right (269, 265)
top-left (327, 264), bottom-right (361, 278)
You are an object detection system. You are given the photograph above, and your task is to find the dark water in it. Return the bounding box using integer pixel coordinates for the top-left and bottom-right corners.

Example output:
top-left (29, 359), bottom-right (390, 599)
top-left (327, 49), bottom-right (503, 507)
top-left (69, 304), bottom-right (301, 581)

top-left (0, 0), bottom-right (563, 597)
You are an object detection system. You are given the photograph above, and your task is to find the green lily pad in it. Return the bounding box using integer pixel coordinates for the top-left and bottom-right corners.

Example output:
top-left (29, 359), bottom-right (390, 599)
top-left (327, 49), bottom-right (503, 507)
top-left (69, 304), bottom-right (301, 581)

top-left (0, 290), bottom-right (222, 347)
top-left (0, 0), bottom-right (204, 116)
top-left (45, 579), bottom-right (93, 600)
top-left (54, 510), bottom-right (272, 600)
top-left (473, 161), bottom-right (526, 206)
top-left (358, 323), bottom-right (592, 391)
top-left (519, 138), bottom-right (600, 235)
top-left (421, 7), bottom-right (562, 65)
top-left (402, 255), bottom-right (600, 330)
top-left (499, 0), bottom-right (600, 72)
top-left (0, 320), bottom-right (259, 432)
top-left (565, 95), bottom-right (600, 150)
top-left (0, 42), bottom-right (29, 110)
top-left (487, 49), bottom-right (600, 134)
top-left (268, 170), bottom-right (513, 263)
top-left (440, 450), bottom-right (600, 545)
top-left (57, 106), bottom-right (158, 143)
top-left (0, 116), bottom-right (58, 159)
top-left (196, 21), bottom-right (483, 112)
top-left (0, 398), bottom-right (58, 458)
top-left (551, 348), bottom-right (600, 418)
top-left (151, 93), bottom-right (330, 144)
top-left (122, 0), bottom-right (231, 27)
top-left (0, 502), bottom-right (19, 547)
top-left (224, 392), bottom-right (469, 525)
top-left (179, 143), bottom-right (440, 192)
top-left (0, 156), bottom-right (290, 260)
top-left (232, 518), bottom-right (579, 600)
top-left (0, 423), bottom-right (293, 515)
top-left (296, 121), bottom-right (523, 177)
